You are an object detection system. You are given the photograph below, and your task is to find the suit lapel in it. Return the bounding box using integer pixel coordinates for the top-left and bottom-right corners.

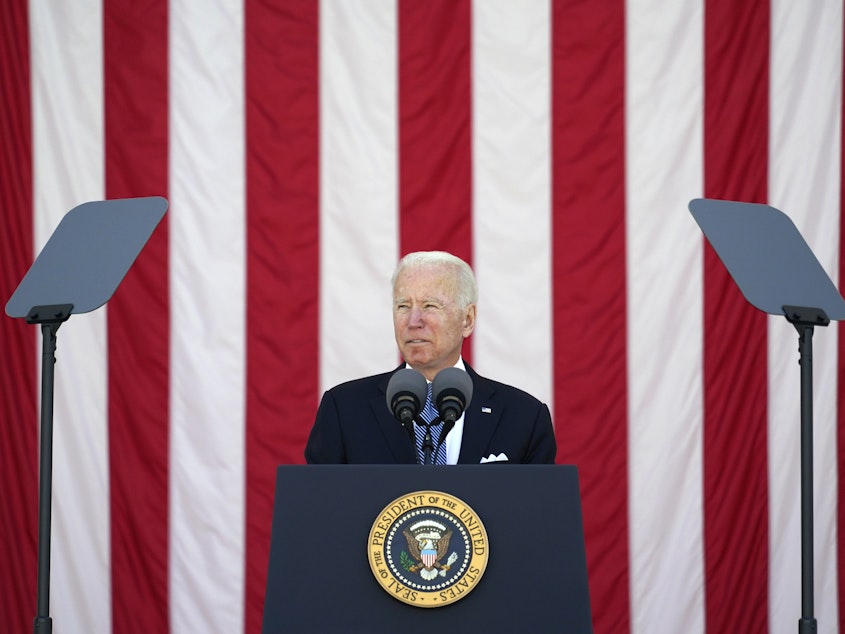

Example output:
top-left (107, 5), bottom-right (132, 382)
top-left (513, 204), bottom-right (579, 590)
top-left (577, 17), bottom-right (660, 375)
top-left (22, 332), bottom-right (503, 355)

top-left (457, 364), bottom-right (500, 464)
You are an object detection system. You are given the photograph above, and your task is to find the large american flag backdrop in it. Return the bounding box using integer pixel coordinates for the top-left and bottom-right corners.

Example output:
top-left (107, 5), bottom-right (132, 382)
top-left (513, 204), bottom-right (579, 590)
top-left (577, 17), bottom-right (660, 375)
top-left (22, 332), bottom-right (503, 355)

top-left (2, 1), bottom-right (845, 632)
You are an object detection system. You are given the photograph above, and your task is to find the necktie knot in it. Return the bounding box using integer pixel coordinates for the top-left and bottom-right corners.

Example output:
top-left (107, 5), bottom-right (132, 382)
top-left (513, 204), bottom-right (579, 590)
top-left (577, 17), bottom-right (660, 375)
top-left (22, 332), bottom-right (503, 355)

top-left (420, 382), bottom-right (437, 424)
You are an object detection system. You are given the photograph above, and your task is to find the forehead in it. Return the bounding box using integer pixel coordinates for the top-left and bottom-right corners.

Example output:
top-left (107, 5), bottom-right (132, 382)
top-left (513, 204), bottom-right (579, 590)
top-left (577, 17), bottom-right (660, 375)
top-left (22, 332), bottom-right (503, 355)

top-left (393, 265), bottom-right (457, 299)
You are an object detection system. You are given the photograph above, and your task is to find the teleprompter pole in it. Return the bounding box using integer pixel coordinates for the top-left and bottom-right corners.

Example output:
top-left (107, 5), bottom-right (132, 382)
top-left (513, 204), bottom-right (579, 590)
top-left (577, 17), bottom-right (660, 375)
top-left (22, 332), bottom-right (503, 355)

top-left (784, 305), bottom-right (826, 634)
top-left (27, 304), bottom-right (72, 634)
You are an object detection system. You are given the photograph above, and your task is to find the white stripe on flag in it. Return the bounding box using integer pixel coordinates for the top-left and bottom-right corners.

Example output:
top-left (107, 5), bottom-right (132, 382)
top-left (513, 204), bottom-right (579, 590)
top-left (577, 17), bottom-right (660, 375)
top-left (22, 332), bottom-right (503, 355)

top-left (169, 1), bottom-right (246, 632)
top-left (769, 1), bottom-right (842, 630)
top-left (31, 1), bottom-right (109, 632)
top-left (473, 0), bottom-right (553, 407)
top-left (626, 0), bottom-right (705, 632)
top-left (319, 0), bottom-right (399, 392)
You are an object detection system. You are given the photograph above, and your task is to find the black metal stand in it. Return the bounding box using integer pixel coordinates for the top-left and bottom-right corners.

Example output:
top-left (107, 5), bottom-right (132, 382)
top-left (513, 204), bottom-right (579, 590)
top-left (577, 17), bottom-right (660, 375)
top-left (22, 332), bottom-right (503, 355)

top-left (26, 304), bottom-right (73, 634)
top-left (4, 197), bottom-right (168, 634)
top-left (689, 198), bottom-right (845, 632)
top-left (419, 422), bottom-right (434, 465)
top-left (783, 305), bottom-right (827, 634)
top-left (416, 416), bottom-right (451, 465)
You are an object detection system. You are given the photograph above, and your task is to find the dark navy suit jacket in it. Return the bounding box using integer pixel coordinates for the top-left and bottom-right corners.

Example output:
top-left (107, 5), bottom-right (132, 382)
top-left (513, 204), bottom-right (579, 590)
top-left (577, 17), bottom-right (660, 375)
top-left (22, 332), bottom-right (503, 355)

top-left (304, 363), bottom-right (556, 464)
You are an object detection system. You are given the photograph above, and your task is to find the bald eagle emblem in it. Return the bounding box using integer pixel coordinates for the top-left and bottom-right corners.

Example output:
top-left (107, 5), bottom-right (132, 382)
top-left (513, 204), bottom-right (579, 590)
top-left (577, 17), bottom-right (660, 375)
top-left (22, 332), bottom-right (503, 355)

top-left (402, 520), bottom-right (460, 580)
top-left (368, 490), bottom-right (489, 607)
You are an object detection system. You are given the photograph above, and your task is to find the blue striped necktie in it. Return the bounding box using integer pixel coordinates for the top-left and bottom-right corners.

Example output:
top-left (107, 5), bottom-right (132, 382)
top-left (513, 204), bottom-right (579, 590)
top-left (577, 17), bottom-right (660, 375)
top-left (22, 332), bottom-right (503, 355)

top-left (415, 382), bottom-right (447, 465)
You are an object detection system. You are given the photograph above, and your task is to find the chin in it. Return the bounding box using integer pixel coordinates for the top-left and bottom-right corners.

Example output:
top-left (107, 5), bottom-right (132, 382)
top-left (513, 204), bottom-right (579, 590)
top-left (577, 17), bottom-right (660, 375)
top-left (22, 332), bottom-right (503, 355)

top-left (404, 354), bottom-right (432, 369)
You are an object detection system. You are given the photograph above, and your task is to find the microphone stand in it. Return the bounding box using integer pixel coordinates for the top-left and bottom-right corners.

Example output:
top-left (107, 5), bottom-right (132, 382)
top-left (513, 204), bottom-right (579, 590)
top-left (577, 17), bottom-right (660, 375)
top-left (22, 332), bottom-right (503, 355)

top-left (437, 419), bottom-right (455, 449)
top-left (418, 416), bottom-right (455, 466)
top-left (420, 422), bottom-right (434, 465)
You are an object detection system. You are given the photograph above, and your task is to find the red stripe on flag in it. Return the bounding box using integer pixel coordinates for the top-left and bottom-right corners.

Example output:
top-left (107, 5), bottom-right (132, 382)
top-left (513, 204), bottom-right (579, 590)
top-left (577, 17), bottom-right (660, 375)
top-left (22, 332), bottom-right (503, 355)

top-left (0, 1), bottom-right (37, 632)
top-left (244, 1), bottom-right (320, 631)
top-left (703, 1), bottom-right (770, 631)
top-left (104, 1), bottom-right (171, 631)
top-left (398, 1), bottom-right (474, 358)
top-left (399, 0), bottom-right (472, 260)
top-left (552, 2), bottom-right (630, 632)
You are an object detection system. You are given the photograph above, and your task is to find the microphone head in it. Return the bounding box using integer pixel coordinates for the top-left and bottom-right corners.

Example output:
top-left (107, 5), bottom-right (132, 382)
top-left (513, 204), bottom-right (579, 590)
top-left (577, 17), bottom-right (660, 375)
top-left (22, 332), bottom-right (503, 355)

top-left (386, 368), bottom-right (428, 426)
top-left (432, 367), bottom-right (473, 423)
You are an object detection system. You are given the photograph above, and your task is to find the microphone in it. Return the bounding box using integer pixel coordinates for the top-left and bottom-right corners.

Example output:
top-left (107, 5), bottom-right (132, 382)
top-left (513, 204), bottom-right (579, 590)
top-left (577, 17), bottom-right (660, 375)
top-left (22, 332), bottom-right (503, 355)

top-left (386, 368), bottom-right (428, 438)
top-left (432, 367), bottom-right (473, 445)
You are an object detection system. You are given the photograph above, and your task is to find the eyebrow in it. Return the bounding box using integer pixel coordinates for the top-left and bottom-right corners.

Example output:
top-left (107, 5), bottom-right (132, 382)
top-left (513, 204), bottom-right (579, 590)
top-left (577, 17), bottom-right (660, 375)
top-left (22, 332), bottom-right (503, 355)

top-left (393, 296), bottom-right (446, 305)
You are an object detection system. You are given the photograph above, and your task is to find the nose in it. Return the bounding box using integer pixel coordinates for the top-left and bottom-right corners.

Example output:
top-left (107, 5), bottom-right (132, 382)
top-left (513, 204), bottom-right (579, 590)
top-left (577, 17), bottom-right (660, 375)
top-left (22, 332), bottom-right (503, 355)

top-left (408, 306), bottom-right (424, 327)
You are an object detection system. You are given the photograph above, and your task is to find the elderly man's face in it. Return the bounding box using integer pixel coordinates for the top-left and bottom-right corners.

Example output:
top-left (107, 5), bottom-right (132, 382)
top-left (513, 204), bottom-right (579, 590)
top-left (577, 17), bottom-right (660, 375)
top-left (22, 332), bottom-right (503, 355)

top-left (392, 265), bottom-right (476, 381)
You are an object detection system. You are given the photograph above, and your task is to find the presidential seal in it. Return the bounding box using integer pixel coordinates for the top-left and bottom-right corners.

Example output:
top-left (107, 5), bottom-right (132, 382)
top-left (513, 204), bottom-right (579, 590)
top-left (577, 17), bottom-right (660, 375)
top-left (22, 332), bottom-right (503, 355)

top-left (368, 490), bottom-right (488, 607)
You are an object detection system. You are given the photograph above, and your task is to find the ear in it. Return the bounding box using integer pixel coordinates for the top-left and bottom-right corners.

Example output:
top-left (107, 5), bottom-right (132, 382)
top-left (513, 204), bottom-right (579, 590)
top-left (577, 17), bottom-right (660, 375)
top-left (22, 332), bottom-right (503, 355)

top-left (462, 304), bottom-right (476, 338)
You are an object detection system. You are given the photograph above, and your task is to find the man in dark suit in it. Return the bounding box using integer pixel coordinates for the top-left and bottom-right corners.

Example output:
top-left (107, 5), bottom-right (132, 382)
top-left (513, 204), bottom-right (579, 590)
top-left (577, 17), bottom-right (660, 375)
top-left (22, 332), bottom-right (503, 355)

top-left (304, 251), bottom-right (556, 464)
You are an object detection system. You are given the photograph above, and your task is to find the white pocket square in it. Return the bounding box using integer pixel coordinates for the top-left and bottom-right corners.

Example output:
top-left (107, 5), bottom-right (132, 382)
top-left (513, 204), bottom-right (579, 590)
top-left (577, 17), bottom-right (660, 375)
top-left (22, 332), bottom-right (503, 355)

top-left (480, 453), bottom-right (508, 463)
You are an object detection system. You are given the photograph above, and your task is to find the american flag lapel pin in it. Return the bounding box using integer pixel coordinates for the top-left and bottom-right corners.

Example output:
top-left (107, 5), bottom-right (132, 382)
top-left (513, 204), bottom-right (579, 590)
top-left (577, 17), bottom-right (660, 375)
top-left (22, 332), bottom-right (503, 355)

top-left (481, 407), bottom-right (492, 414)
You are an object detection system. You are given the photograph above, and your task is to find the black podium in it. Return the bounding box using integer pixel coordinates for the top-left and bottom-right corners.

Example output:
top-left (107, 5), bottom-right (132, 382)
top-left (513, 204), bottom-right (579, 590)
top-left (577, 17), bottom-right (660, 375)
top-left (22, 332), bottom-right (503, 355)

top-left (262, 465), bottom-right (592, 633)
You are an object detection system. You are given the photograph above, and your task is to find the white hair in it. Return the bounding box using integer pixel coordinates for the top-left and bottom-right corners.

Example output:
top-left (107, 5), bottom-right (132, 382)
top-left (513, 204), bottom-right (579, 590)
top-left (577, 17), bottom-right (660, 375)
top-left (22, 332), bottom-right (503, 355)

top-left (391, 251), bottom-right (478, 309)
